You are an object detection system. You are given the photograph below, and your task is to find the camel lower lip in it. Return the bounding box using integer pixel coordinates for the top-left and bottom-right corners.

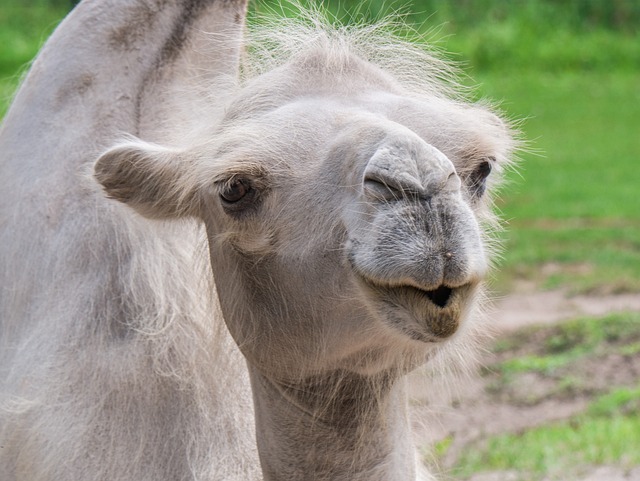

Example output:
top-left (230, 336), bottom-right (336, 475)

top-left (356, 276), bottom-right (473, 340)
top-left (398, 284), bottom-right (464, 338)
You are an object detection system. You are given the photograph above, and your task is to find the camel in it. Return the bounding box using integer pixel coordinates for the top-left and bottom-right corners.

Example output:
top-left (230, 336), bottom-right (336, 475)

top-left (0, 1), bottom-right (516, 480)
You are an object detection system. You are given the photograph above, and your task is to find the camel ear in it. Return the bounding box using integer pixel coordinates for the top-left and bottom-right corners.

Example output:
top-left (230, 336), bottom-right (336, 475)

top-left (94, 140), bottom-right (199, 219)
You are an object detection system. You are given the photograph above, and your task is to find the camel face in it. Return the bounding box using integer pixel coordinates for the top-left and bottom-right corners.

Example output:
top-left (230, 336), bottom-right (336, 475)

top-left (213, 101), bottom-right (491, 376)
top-left (95, 49), bottom-right (510, 380)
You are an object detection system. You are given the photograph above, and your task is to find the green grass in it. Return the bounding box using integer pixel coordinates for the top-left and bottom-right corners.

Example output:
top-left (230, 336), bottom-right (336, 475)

top-left (484, 310), bottom-right (640, 406)
top-left (414, 3), bottom-right (640, 294)
top-left (477, 72), bottom-right (640, 220)
top-left (454, 313), bottom-right (640, 479)
top-left (0, 1), bottom-right (69, 116)
top-left (454, 386), bottom-right (640, 479)
top-left (475, 70), bottom-right (640, 293)
top-left (454, 371), bottom-right (640, 479)
top-left (493, 312), bottom-right (640, 375)
top-left (437, 312), bottom-right (640, 479)
top-left (0, 1), bottom-right (67, 75)
top-left (588, 387), bottom-right (640, 417)
top-left (499, 224), bottom-right (640, 293)
top-left (455, 414), bottom-right (640, 479)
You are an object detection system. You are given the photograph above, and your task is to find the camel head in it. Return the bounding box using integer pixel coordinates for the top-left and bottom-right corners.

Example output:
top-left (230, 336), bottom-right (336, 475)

top-left (94, 42), bottom-right (514, 382)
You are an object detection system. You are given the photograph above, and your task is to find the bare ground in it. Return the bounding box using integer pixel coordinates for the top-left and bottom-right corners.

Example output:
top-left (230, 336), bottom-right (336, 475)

top-left (410, 289), bottom-right (640, 481)
top-left (491, 287), bottom-right (640, 332)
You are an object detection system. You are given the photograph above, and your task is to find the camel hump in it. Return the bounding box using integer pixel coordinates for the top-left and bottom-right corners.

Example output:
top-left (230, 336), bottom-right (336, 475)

top-left (0, 0), bottom-right (249, 176)
top-left (0, 0), bottom-right (250, 359)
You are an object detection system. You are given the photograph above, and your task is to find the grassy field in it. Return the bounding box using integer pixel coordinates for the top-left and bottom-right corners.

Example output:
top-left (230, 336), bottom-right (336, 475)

top-left (1, 1), bottom-right (639, 479)
top-left (440, 312), bottom-right (640, 480)
top-left (478, 70), bottom-right (640, 294)
top-left (0, 1), bottom-right (69, 116)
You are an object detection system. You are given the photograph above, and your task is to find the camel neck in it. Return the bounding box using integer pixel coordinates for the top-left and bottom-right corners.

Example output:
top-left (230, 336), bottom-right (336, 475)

top-left (248, 367), bottom-right (417, 481)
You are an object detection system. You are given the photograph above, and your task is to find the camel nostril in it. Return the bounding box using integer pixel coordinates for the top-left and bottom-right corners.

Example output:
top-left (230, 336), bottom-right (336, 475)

top-left (424, 285), bottom-right (452, 308)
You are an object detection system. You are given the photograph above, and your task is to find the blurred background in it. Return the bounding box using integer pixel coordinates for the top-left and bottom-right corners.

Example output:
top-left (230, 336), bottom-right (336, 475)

top-left (1, 1), bottom-right (638, 480)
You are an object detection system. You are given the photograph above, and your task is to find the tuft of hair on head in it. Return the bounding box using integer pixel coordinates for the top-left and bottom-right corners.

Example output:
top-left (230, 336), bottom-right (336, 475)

top-left (243, 0), bottom-right (463, 99)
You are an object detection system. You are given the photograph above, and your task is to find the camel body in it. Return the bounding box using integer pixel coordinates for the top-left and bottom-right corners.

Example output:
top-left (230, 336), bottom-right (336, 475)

top-left (0, 1), bottom-right (515, 480)
top-left (0, 1), bottom-right (259, 480)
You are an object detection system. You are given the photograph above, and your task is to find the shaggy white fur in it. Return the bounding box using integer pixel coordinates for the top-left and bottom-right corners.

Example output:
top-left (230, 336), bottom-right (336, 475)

top-left (0, 1), bottom-right (517, 480)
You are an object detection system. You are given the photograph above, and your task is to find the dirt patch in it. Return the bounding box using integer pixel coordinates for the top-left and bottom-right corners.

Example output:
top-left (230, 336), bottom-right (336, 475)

top-left (410, 289), bottom-right (640, 481)
top-left (491, 288), bottom-right (640, 332)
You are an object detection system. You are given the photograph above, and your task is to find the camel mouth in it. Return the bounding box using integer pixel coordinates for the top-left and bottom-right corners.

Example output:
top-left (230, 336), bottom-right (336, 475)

top-left (423, 285), bottom-right (453, 308)
top-left (354, 275), bottom-right (475, 341)
top-left (362, 279), bottom-right (464, 310)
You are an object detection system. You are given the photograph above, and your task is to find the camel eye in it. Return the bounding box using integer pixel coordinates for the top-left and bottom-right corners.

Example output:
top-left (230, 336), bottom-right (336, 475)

top-left (220, 179), bottom-right (250, 204)
top-left (469, 159), bottom-right (493, 198)
top-left (476, 160), bottom-right (492, 179)
top-left (219, 178), bottom-right (261, 216)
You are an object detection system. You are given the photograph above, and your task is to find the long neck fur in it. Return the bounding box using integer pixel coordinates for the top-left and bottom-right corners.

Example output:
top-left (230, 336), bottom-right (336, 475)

top-left (0, 2), bottom-right (260, 480)
top-left (249, 367), bottom-right (422, 481)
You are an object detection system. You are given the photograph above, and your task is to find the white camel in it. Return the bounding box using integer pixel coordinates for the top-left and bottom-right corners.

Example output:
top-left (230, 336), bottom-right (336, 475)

top-left (0, 1), bottom-right (516, 480)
